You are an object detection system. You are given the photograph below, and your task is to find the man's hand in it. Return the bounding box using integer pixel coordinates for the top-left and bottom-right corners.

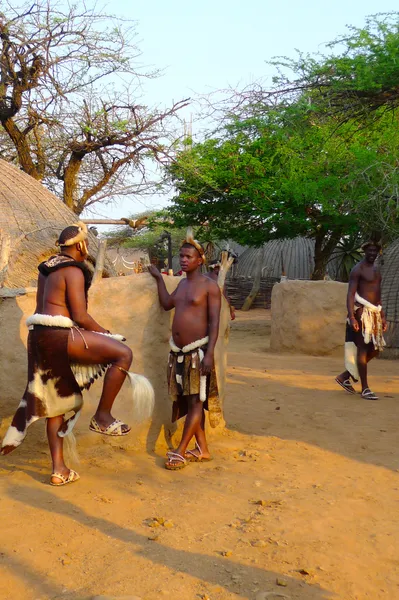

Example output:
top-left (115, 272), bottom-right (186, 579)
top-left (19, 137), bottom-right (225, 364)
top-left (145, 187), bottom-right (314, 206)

top-left (349, 316), bottom-right (359, 332)
top-left (148, 265), bottom-right (161, 279)
top-left (201, 352), bottom-right (214, 376)
top-left (382, 317), bottom-right (388, 332)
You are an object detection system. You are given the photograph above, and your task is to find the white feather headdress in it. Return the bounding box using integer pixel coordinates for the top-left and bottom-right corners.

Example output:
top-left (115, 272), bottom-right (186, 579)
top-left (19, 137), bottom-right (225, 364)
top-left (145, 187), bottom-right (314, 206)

top-left (181, 227), bottom-right (206, 263)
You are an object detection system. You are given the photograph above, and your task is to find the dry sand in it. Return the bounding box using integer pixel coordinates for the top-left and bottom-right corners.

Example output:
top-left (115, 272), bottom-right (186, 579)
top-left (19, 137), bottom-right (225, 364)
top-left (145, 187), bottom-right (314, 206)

top-left (1, 309), bottom-right (399, 600)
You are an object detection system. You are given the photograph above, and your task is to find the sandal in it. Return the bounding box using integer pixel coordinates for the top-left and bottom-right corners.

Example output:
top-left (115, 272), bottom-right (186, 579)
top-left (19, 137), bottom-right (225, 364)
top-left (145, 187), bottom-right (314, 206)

top-left (335, 377), bottom-right (356, 395)
top-left (165, 452), bottom-right (188, 470)
top-left (50, 469), bottom-right (80, 487)
top-left (361, 388), bottom-right (379, 401)
top-left (186, 441), bottom-right (213, 463)
top-left (89, 417), bottom-right (131, 436)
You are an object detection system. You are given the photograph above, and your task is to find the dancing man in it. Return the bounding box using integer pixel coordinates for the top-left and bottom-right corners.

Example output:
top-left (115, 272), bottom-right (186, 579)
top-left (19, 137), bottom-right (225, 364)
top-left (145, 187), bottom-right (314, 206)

top-left (2, 222), bottom-right (153, 485)
top-left (149, 229), bottom-right (222, 469)
top-left (335, 241), bottom-right (387, 400)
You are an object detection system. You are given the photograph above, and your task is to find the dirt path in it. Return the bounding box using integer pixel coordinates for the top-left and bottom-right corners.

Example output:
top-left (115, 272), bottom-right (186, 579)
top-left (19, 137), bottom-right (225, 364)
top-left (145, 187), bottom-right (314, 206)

top-left (1, 309), bottom-right (399, 600)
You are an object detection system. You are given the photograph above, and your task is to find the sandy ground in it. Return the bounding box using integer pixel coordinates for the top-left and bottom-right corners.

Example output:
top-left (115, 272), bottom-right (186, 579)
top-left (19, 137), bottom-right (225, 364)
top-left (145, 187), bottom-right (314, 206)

top-left (1, 309), bottom-right (399, 600)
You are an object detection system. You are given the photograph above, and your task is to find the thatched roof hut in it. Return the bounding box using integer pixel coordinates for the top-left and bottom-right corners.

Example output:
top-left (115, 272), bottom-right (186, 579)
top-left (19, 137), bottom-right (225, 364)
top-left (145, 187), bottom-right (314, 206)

top-left (381, 241), bottom-right (399, 324)
top-left (232, 238), bottom-right (315, 279)
top-left (0, 159), bottom-right (114, 289)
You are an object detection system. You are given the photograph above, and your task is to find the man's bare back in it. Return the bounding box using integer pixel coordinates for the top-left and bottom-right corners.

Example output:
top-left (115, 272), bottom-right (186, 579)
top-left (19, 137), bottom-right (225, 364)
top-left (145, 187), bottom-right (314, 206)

top-left (36, 269), bottom-right (74, 318)
top-left (37, 262), bottom-right (105, 333)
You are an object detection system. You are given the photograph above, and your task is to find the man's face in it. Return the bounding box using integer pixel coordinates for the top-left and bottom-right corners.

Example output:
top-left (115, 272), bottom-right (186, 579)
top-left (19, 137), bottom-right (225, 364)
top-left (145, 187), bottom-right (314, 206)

top-left (179, 246), bottom-right (202, 272)
top-left (364, 245), bottom-right (379, 264)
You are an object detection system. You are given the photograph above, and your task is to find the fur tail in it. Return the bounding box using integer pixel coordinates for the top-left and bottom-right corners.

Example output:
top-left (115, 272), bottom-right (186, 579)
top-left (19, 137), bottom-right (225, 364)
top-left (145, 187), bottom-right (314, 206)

top-left (63, 431), bottom-right (80, 464)
top-left (125, 372), bottom-right (155, 422)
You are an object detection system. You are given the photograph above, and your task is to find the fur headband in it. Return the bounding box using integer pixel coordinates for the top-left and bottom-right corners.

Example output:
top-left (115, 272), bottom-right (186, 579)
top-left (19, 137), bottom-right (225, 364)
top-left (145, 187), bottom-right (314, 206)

top-left (56, 221), bottom-right (88, 247)
top-left (361, 240), bottom-right (382, 252)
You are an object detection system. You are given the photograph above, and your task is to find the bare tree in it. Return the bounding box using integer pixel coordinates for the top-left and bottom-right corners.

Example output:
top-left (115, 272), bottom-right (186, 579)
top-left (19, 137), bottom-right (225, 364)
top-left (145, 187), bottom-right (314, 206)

top-left (0, 0), bottom-right (189, 213)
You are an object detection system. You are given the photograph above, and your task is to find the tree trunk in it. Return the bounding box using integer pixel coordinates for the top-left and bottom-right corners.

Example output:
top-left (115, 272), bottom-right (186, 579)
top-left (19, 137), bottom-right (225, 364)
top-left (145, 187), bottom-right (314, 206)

top-left (92, 239), bottom-right (108, 285)
top-left (242, 248), bottom-right (264, 311)
top-left (311, 233), bottom-right (340, 280)
top-left (63, 152), bottom-right (84, 213)
top-left (2, 118), bottom-right (41, 180)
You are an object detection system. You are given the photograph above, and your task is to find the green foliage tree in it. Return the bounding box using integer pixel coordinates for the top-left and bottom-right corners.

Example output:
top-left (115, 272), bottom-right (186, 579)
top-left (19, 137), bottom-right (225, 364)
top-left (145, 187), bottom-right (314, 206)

top-left (0, 0), bottom-right (188, 214)
top-left (104, 211), bottom-right (189, 264)
top-left (268, 13), bottom-right (399, 123)
top-left (167, 104), bottom-right (399, 279)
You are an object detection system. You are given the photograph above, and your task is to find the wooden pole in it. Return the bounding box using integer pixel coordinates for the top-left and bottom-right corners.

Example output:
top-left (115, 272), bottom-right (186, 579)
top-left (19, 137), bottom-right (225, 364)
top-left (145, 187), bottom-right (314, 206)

top-left (92, 239), bottom-right (107, 285)
top-left (241, 247), bottom-right (265, 311)
top-left (81, 217), bottom-right (148, 229)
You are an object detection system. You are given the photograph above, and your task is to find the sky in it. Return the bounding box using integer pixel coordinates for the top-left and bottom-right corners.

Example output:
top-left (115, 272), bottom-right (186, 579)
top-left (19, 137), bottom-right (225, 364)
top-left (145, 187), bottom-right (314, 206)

top-left (83, 0), bottom-right (398, 225)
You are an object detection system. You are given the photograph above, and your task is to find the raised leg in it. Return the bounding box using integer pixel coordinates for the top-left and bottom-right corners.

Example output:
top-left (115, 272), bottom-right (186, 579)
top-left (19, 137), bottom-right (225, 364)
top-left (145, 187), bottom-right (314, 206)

top-left (68, 330), bottom-right (133, 431)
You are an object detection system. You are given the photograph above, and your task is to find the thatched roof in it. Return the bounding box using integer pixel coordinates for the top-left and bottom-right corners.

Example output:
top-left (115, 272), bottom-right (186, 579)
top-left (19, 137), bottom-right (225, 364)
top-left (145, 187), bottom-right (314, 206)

top-left (232, 238), bottom-right (315, 279)
top-left (381, 240), bottom-right (399, 323)
top-left (0, 159), bottom-right (115, 288)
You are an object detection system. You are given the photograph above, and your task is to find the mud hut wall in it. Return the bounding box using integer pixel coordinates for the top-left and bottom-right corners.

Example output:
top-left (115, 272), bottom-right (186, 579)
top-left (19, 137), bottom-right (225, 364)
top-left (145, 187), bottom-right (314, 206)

top-left (0, 274), bottom-right (229, 453)
top-left (270, 280), bottom-right (348, 356)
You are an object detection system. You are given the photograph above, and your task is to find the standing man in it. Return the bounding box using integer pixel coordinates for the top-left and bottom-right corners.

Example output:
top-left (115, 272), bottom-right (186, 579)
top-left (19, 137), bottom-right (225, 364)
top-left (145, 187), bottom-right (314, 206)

top-left (149, 229), bottom-right (222, 469)
top-left (2, 222), bottom-right (152, 486)
top-left (335, 241), bottom-right (387, 400)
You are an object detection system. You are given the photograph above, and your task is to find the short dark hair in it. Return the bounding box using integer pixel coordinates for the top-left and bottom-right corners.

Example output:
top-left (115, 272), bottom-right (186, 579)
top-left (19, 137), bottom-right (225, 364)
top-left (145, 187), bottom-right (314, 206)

top-left (57, 225), bottom-right (80, 247)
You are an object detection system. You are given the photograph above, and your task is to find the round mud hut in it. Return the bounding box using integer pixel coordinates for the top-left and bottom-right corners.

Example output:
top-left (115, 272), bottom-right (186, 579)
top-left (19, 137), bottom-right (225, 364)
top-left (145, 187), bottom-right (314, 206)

top-left (381, 240), bottom-right (399, 353)
top-left (232, 237), bottom-right (315, 280)
top-left (0, 159), bottom-right (114, 290)
top-left (225, 237), bottom-right (315, 309)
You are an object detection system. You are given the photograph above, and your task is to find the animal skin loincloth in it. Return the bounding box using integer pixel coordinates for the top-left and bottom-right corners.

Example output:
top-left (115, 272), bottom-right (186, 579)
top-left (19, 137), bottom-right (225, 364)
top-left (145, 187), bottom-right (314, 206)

top-left (1, 318), bottom-right (84, 454)
top-left (345, 292), bottom-right (386, 381)
top-left (167, 337), bottom-right (222, 428)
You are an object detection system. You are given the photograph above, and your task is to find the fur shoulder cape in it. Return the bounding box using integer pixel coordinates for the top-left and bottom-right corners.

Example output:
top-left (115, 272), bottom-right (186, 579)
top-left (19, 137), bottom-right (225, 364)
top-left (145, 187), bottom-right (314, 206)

top-left (38, 254), bottom-right (92, 298)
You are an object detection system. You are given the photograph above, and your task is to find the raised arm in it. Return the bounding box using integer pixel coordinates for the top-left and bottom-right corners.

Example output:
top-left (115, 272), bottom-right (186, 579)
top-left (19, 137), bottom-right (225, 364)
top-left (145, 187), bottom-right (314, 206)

top-left (65, 268), bottom-right (107, 332)
top-left (201, 280), bottom-right (221, 375)
top-left (148, 265), bottom-right (176, 311)
top-left (347, 267), bottom-right (360, 332)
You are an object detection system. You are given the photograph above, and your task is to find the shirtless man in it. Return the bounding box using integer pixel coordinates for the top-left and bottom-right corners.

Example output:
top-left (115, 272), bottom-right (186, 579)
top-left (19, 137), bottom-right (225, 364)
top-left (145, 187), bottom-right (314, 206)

top-left (149, 232), bottom-right (221, 469)
top-left (335, 241), bottom-right (387, 400)
top-left (206, 259), bottom-right (236, 320)
top-left (1, 222), bottom-right (133, 485)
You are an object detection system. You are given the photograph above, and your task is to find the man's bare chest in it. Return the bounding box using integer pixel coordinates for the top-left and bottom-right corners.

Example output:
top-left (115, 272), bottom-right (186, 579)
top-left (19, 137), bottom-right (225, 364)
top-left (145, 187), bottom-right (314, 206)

top-left (175, 284), bottom-right (207, 308)
top-left (359, 266), bottom-right (380, 284)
